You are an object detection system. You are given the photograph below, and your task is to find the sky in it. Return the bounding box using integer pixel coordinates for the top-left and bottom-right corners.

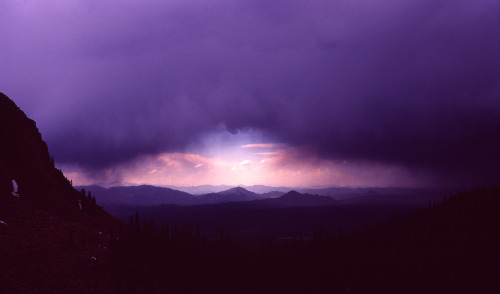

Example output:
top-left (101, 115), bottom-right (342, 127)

top-left (1, 0), bottom-right (499, 188)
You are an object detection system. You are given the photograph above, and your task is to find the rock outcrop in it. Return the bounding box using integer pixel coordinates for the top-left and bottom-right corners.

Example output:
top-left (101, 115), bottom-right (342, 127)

top-left (0, 92), bottom-right (119, 293)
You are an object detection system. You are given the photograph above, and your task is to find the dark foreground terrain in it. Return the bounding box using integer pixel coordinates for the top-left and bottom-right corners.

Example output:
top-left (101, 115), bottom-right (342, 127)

top-left (110, 187), bottom-right (500, 294)
top-left (0, 93), bottom-right (120, 293)
top-left (107, 201), bottom-right (419, 243)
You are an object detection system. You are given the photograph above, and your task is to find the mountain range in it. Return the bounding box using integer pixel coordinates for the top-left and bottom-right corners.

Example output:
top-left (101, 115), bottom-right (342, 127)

top-left (77, 184), bottom-right (342, 208)
top-left (77, 183), bottom-right (447, 209)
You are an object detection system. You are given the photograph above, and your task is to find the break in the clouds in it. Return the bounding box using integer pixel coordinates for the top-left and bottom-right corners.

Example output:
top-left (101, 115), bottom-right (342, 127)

top-left (63, 143), bottom-right (425, 188)
top-left (1, 0), bottom-right (499, 187)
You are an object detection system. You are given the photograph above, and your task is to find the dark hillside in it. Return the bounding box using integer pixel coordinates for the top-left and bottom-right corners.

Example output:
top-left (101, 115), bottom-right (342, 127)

top-left (0, 93), bottom-right (120, 293)
top-left (1, 92), bottom-right (84, 218)
top-left (110, 187), bottom-right (500, 293)
top-left (77, 185), bottom-right (195, 206)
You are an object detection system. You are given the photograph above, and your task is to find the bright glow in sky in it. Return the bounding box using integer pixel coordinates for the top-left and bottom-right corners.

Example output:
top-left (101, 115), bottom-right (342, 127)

top-left (62, 131), bottom-right (429, 188)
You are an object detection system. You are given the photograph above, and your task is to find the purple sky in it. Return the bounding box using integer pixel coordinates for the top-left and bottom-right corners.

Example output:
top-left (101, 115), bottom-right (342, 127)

top-left (1, 0), bottom-right (499, 188)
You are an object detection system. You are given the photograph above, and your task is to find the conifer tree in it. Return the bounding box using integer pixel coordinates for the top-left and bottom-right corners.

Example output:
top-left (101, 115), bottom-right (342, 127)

top-left (135, 211), bottom-right (140, 231)
top-left (91, 196), bottom-right (97, 214)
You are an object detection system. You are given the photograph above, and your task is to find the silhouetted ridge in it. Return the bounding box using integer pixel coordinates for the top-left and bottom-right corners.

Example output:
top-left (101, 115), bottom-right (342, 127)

top-left (280, 190), bottom-right (303, 199)
top-left (0, 91), bottom-right (119, 219)
top-left (0, 93), bottom-right (93, 217)
top-left (219, 186), bottom-right (254, 195)
top-left (194, 186), bottom-right (261, 204)
top-left (256, 190), bottom-right (338, 207)
top-left (77, 185), bottom-right (265, 206)
top-left (0, 93), bottom-right (119, 292)
top-left (103, 185), bottom-right (194, 206)
top-left (0, 93), bottom-right (53, 196)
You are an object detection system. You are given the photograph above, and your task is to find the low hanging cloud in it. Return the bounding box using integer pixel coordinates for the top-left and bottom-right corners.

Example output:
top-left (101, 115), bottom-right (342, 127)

top-left (64, 145), bottom-right (424, 188)
top-left (1, 0), bottom-right (499, 187)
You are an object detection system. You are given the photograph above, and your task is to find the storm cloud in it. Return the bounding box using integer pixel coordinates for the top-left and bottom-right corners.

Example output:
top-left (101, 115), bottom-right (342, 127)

top-left (1, 0), bottom-right (499, 187)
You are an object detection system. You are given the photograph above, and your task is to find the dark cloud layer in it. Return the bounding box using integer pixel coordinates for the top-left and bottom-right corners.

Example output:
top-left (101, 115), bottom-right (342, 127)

top-left (1, 0), bottom-right (499, 187)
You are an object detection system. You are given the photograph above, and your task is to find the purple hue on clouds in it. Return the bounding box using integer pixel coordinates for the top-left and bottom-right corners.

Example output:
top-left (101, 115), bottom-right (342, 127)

top-left (1, 0), bottom-right (499, 187)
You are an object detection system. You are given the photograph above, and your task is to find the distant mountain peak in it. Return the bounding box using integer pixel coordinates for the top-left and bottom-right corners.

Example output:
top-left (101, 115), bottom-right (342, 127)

top-left (231, 186), bottom-right (248, 192)
top-left (256, 190), bottom-right (338, 207)
top-left (281, 190), bottom-right (302, 198)
top-left (219, 186), bottom-right (256, 195)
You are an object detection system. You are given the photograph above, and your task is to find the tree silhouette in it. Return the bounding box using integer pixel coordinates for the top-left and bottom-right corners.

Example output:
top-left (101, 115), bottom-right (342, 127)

top-left (107, 187), bottom-right (500, 294)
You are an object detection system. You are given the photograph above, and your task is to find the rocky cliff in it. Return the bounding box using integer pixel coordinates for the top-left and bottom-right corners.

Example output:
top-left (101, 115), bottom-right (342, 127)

top-left (0, 92), bottom-right (119, 293)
